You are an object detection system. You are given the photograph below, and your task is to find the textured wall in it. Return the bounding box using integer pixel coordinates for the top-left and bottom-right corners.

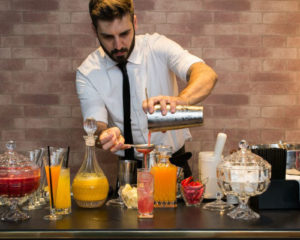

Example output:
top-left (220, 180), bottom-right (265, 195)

top-left (1, 0), bottom-right (300, 183)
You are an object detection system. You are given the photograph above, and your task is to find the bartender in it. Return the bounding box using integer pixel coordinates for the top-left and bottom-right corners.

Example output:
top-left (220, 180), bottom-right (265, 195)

top-left (76, 0), bottom-right (217, 175)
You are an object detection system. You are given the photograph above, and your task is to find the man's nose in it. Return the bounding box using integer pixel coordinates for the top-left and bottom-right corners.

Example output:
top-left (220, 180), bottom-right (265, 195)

top-left (114, 37), bottom-right (122, 50)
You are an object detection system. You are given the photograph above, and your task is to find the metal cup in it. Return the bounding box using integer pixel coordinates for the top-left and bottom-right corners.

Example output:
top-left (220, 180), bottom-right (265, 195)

top-left (117, 160), bottom-right (137, 186)
top-left (147, 105), bottom-right (203, 132)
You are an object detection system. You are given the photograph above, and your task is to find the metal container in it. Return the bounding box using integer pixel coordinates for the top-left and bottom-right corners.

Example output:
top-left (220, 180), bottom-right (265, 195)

top-left (147, 105), bottom-right (203, 132)
top-left (118, 160), bottom-right (137, 186)
top-left (251, 142), bottom-right (300, 174)
top-left (284, 144), bottom-right (300, 171)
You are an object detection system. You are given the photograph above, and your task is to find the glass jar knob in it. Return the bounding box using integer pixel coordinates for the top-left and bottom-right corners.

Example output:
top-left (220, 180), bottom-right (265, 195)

top-left (84, 118), bottom-right (97, 136)
top-left (239, 140), bottom-right (248, 151)
top-left (6, 140), bottom-right (16, 152)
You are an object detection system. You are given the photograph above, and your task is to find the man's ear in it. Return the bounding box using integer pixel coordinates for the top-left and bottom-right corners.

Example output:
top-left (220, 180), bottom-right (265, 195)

top-left (133, 15), bottom-right (137, 31)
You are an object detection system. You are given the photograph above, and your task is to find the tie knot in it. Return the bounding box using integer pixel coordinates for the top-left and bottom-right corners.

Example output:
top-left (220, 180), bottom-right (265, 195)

top-left (117, 61), bottom-right (127, 71)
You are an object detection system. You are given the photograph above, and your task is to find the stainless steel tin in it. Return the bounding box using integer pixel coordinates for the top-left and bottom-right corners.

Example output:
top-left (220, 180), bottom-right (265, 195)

top-left (118, 160), bottom-right (137, 186)
top-left (286, 150), bottom-right (300, 170)
top-left (147, 105), bottom-right (203, 132)
top-left (251, 142), bottom-right (300, 173)
top-left (284, 144), bottom-right (300, 170)
top-left (251, 144), bottom-right (282, 149)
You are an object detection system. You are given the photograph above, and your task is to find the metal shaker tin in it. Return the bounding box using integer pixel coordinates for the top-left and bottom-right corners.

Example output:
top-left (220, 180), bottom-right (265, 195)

top-left (147, 105), bottom-right (203, 132)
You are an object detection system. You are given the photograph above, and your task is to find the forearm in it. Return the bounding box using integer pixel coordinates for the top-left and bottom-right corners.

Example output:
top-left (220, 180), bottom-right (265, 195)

top-left (178, 62), bottom-right (217, 105)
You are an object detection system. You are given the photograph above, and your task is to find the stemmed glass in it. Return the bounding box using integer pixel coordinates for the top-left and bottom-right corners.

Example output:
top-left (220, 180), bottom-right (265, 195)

top-left (203, 191), bottom-right (234, 211)
top-left (200, 133), bottom-right (234, 212)
top-left (23, 148), bottom-right (47, 210)
top-left (201, 154), bottom-right (234, 212)
top-left (43, 147), bottom-right (66, 221)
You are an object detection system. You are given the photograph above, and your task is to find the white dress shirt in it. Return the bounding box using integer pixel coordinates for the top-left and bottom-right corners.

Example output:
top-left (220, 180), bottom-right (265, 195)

top-left (76, 33), bottom-right (203, 159)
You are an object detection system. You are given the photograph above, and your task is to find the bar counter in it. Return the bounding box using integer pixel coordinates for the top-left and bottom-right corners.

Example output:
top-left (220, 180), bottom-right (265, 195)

top-left (1, 199), bottom-right (300, 239)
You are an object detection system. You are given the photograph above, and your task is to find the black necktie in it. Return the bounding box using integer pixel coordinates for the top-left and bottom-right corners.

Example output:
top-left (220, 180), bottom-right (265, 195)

top-left (117, 62), bottom-right (134, 160)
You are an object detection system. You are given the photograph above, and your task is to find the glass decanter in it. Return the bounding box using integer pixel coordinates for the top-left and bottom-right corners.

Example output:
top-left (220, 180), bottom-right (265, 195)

top-left (150, 145), bottom-right (177, 208)
top-left (217, 140), bottom-right (271, 220)
top-left (0, 141), bottom-right (40, 222)
top-left (72, 118), bottom-right (109, 208)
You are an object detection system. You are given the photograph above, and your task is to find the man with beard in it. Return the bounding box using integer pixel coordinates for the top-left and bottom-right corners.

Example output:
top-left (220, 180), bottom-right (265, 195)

top-left (76, 0), bottom-right (217, 171)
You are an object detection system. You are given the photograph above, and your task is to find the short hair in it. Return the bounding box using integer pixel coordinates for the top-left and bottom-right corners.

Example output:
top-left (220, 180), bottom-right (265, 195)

top-left (89, 0), bottom-right (134, 29)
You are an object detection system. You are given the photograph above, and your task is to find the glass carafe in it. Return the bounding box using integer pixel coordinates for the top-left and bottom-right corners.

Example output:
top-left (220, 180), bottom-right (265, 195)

top-left (72, 118), bottom-right (109, 208)
top-left (150, 145), bottom-right (177, 208)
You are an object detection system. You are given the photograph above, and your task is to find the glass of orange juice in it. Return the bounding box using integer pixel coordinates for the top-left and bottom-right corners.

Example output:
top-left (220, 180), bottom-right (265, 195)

top-left (151, 145), bottom-right (177, 208)
top-left (43, 147), bottom-right (66, 220)
top-left (55, 149), bottom-right (71, 215)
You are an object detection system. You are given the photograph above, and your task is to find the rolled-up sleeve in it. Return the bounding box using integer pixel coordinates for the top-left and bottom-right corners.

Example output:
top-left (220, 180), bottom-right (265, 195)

top-left (76, 70), bottom-right (108, 123)
top-left (152, 34), bottom-right (204, 82)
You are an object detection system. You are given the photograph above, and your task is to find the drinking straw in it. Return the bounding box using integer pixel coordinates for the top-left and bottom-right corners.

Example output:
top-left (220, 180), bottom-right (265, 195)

top-left (47, 146), bottom-right (54, 209)
top-left (66, 146), bottom-right (70, 168)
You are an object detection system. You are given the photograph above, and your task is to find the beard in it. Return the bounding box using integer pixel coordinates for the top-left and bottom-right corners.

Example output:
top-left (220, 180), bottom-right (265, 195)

top-left (98, 32), bottom-right (135, 64)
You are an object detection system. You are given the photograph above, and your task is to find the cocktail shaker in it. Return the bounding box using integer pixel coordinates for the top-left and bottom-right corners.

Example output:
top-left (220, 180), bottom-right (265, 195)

top-left (147, 105), bottom-right (203, 132)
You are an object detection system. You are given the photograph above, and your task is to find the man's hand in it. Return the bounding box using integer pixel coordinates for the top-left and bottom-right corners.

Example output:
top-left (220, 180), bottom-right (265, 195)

top-left (142, 95), bottom-right (188, 115)
top-left (99, 127), bottom-right (130, 153)
top-left (142, 62), bottom-right (217, 116)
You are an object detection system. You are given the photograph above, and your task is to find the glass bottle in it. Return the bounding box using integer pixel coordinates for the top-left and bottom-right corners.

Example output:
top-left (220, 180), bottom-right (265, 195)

top-left (72, 118), bottom-right (109, 208)
top-left (150, 145), bottom-right (177, 208)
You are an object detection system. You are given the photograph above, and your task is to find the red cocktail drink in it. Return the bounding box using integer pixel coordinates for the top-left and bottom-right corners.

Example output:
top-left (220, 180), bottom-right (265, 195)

top-left (0, 141), bottom-right (41, 222)
top-left (137, 168), bottom-right (154, 218)
top-left (0, 167), bottom-right (40, 197)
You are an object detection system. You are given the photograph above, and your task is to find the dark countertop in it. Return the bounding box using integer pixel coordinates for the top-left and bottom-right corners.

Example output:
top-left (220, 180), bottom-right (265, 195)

top-left (1, 199), bottom-right (300, 239)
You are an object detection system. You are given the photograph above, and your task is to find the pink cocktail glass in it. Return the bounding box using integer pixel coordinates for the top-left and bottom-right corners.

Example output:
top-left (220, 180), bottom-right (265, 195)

top-left (137, 168), bottom-right (154, 218)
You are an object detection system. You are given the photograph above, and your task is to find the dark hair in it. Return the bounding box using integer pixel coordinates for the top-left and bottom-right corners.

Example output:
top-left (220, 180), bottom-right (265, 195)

top-left (89, 0), bottom-right (134, 29)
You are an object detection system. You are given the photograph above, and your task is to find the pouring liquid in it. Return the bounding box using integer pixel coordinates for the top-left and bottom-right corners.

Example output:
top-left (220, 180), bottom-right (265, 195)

top-left (136, 131), bottom-right (152, 168)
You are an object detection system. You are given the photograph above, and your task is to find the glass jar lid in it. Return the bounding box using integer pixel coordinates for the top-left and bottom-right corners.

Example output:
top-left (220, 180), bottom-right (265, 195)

top-left (0, 140), bottom-right (36, 169)
top-left (220, 140), bottom-right (271, 169)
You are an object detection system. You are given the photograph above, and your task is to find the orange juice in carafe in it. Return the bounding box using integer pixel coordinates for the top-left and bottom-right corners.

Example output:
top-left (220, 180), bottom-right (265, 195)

top-left (150, 145), bottom-right (177, 208)
top-left (72, 118), bottom-right (109, 208)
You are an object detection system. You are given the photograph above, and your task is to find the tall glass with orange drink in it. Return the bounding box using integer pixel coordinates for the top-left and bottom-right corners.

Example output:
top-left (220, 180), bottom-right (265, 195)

top-left (56, 167), bottom-right (72, 215)
top-left (43, 147), bottom-right (65, 220)
top-left (150, 145), bottom-right (177, 208)
top-left (45, 164), bottom-right (61, 205)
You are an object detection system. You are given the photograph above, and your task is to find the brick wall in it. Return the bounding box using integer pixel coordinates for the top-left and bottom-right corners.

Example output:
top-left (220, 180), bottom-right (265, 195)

top-left (1, 0), bottom-right (300, 182)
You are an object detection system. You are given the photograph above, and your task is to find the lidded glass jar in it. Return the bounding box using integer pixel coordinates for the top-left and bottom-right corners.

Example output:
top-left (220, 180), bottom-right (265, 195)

top-left (0, 140), bottom-right (40, 222)
top-left (217, 140), bottom-right (271, 220)
top-left (150, 145), bottom-right (177, 208)
top-left (72, 118), bottom-right (109, 208)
